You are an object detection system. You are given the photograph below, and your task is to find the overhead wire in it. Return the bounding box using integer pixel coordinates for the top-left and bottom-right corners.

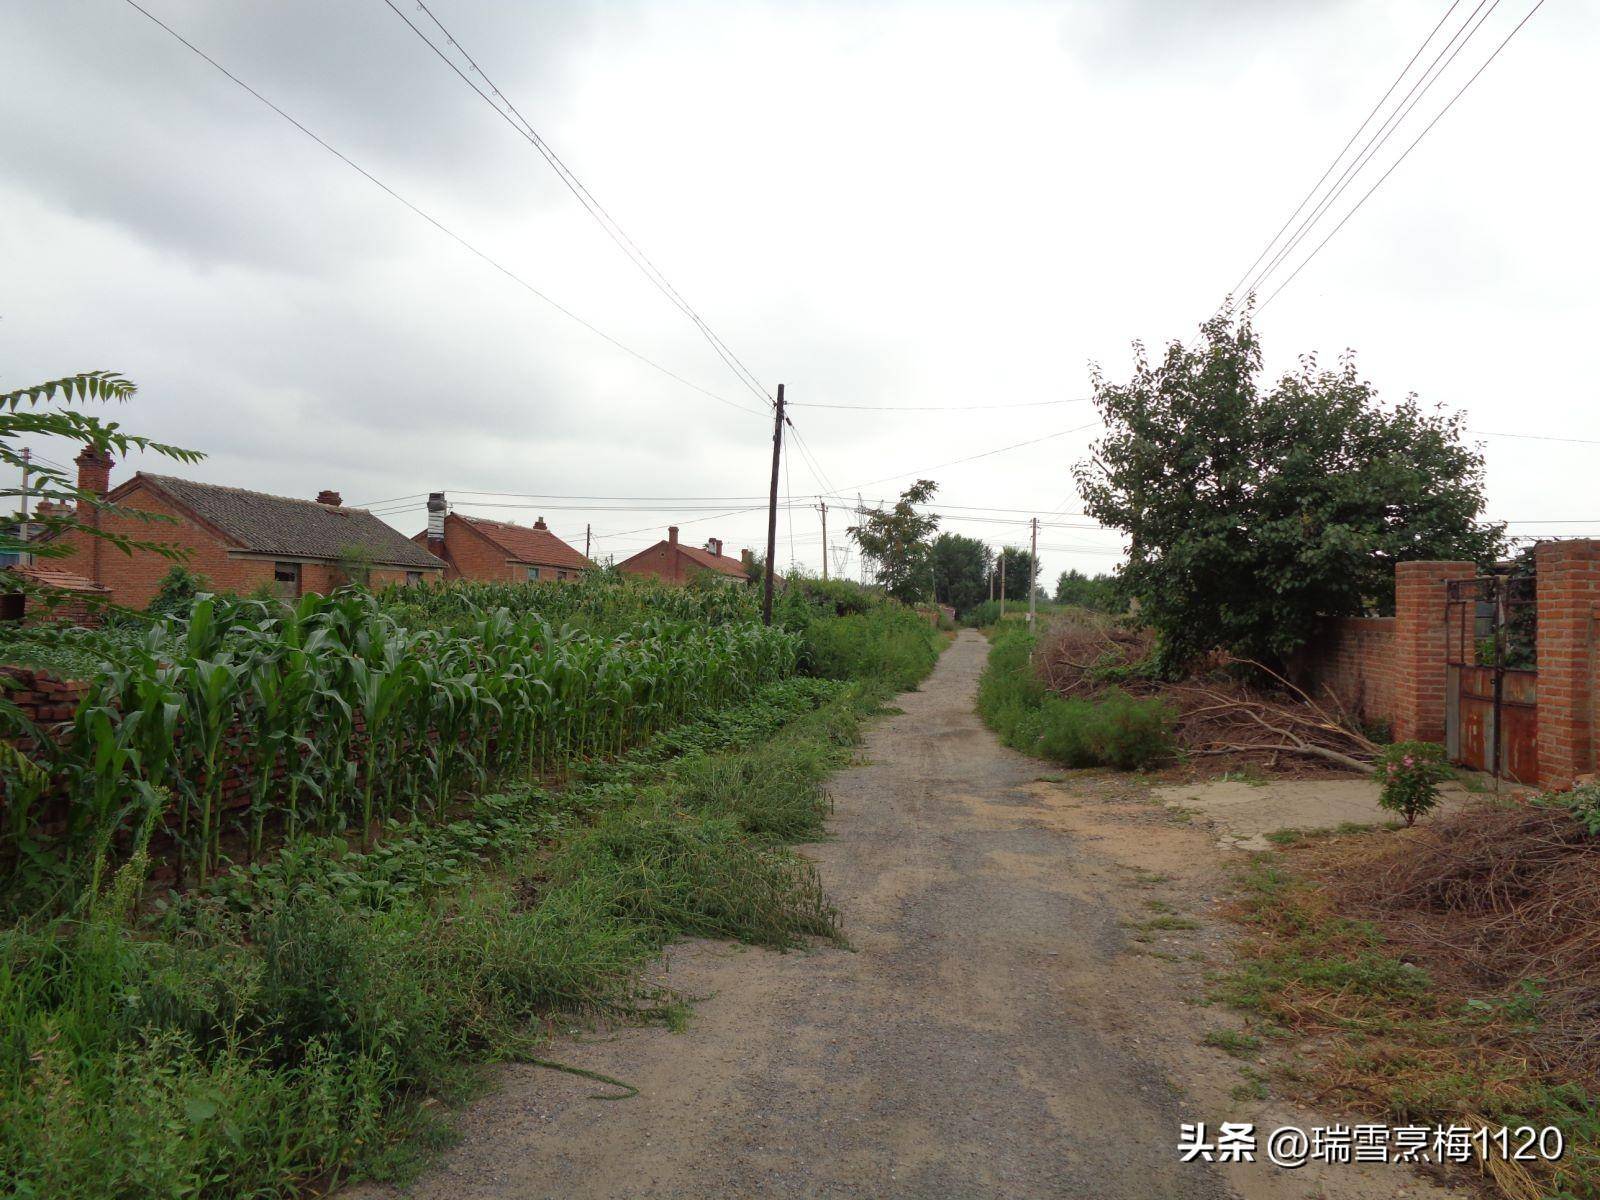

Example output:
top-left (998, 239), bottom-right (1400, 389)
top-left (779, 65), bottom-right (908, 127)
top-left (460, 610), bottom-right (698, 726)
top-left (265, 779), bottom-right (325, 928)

top-left (382, 0), bottom-right (773, 407)
top-left (786, 397), bottom-right (1092, 412)
top-left (119, 0), bottom-right (768, 420)
top-left (1246, 0), bottom-right (1499, 299)
top-left (1258, 0), bottom-right (1546, 310)
top-left (1220, 0), bottom-right (1466, 307)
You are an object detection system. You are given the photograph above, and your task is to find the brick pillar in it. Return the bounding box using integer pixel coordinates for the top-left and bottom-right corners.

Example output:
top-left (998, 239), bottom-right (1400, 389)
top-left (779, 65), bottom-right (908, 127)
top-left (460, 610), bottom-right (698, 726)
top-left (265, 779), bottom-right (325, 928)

top-left (1392, 560), bottom-right (1476, 744)
top-left (1535, 540), bottom-right (1600, 791)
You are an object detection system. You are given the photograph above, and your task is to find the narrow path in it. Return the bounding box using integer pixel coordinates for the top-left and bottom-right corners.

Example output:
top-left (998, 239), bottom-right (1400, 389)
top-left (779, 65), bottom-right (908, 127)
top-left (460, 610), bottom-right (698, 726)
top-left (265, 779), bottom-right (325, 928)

top-left (356, 631), bottom-right (1235, 1198)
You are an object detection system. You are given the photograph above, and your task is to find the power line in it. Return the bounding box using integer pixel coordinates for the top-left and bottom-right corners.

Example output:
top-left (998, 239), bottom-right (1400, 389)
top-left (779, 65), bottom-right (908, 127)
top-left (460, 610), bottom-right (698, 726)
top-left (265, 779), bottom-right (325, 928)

top-left (1469, 428), bottom-right (1600, 447)
top-left (787, 397), bottom-right (1092, 412)
top-left (119, 0), bottom-right (767, 420)
top-left (1247, 0), bottom-right (1499, 299)
top-left (1259, 0), bottom-right (1546, 310)
top-left (1221, 0), bottom-right (1467, 307)
top-left (826, 421), bottom-right (1104, 499)
top-left (382, 0), bottom-right (773, 408)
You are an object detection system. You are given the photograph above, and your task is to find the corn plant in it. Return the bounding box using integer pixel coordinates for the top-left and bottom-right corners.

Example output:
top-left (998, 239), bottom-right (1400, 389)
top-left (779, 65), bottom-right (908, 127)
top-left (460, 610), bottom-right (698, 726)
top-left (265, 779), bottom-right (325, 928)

top-left (8, 585), bottom-right (797, 894)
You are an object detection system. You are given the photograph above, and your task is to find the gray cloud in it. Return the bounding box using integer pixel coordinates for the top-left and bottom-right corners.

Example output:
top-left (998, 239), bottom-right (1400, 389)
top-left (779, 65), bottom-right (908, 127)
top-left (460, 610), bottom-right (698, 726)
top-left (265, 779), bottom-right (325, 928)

top-left (1, 0), bottom-right (1593, 584)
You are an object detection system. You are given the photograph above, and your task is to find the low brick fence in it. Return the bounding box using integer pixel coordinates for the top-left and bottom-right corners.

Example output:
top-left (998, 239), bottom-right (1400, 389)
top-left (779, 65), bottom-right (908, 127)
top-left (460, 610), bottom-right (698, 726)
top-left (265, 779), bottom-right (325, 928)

top-left (1289, 617), bottom-right (1397, 733)
top-left (1291, 545), bottom-right (1600, 790)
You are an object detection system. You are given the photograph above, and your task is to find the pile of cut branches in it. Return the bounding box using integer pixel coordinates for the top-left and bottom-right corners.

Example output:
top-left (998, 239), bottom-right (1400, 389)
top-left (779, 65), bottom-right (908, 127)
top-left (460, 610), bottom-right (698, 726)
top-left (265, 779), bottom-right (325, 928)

top-left (1139, 664), bottom-right (1379, 775)
top-left (1035, 616), bottom-right (1378, 774)
top-left (1328, 798), bottom-right (1600, 1085)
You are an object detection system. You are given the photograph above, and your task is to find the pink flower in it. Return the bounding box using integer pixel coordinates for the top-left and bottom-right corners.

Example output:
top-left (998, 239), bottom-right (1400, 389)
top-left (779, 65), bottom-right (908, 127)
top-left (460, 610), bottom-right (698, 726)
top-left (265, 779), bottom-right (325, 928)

top-left (1403, 755), bottom-right (1415, 768)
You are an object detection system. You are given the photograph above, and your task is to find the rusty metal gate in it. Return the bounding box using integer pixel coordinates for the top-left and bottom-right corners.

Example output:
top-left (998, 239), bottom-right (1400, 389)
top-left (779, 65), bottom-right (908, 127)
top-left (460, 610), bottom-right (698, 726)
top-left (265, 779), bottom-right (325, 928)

top-left (1445, 574), bottom-right (1537, 784)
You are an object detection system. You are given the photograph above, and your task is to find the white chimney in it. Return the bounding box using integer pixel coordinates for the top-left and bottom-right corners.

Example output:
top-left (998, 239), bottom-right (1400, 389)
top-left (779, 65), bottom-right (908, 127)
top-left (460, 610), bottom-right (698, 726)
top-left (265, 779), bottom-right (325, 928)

top-left (427, 492), bottom-right (448, 546)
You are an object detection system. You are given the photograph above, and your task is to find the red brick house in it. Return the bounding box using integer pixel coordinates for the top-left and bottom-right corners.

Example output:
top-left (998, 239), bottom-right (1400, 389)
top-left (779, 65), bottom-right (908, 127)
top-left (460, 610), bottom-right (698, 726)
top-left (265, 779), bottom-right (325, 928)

top-left (47, 449), bottom-right (444, 608)
top-left (0, 565), bottom-right (112, 626)
top-left (616, 526), bottom-right (754, 586)
top-left (413, 493), bottom-right (593, 582)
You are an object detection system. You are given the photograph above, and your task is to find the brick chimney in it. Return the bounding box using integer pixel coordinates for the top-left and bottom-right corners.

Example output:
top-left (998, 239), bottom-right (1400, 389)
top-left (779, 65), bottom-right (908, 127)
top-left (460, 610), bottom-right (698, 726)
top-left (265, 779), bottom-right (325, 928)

top-left (316, 489), bottom-right (342, 507)
top-left (426, 492), bottom-right (448, 552)
top-left (534, 516), bottom-right (549, 530)
top-left (741, 548), bottom-right (754, 571)
top-left (705, 537), bottom-right (723, 557)
top-left (74, 446), bottom-right (113, 585)
top-left (75, 446), bottom-right (113, 502)
top-left (668, 525), bottom-right (679, 546)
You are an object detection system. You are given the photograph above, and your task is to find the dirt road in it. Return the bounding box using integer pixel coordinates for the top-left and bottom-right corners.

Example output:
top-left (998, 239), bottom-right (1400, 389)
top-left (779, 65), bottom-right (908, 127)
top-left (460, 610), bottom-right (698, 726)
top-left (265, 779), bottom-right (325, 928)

top-left (355, 631), bottom-right (1454, 1200)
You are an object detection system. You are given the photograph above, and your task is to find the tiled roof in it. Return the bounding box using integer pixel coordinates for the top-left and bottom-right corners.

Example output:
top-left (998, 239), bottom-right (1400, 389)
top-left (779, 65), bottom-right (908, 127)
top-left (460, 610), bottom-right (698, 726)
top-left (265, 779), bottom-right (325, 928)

top-left (140, 474), bottom-right (443, 570)
top-left (9, 565), bottom-right (110, 593)
top-left (456, 515), bottom-right (593, 571)
top-left (676, 544), bottom-right (748, 579)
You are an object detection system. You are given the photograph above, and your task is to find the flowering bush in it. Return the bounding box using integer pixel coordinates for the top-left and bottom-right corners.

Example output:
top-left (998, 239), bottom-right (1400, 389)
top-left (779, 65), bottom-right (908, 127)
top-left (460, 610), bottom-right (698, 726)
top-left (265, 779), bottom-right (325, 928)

top-left (1376, 741), bottom-right (1452, 826)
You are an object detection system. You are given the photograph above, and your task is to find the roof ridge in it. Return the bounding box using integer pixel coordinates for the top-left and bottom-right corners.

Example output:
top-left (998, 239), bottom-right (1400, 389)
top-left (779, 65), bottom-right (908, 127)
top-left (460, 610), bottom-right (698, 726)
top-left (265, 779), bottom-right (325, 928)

top-left (140, 473), bottom-right (368, 513)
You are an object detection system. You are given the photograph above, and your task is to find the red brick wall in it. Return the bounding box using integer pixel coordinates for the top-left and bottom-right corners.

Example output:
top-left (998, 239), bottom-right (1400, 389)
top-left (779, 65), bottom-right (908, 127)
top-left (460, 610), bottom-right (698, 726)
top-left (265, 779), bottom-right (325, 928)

top-left (51, 483), bottom-right (277, 608)
top-left (1290, 616), bottom-right (1398, 729)
top-left (51, 482), bottom-right (434, 606)
top-left (1392, 560), bottom-right (1476, 743)
top-left (1536, 540), bottom-right (1600, 790)
top-left (412, 520), bottom-right (578, 583)
top-left (0, 667), bottom-right (90, 735)
top-left (618, 542), bottom-right (685, 585)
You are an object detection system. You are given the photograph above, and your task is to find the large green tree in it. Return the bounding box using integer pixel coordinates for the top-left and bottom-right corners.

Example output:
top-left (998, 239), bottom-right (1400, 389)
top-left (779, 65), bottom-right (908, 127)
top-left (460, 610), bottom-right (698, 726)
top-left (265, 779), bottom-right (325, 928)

top-left (1055, 568), bottom-right (1119, 612)
top-left (1073, 313), bottom-right (1502, 670)
top-left (930, 532), bottom-right (990, 615)
top-left (848, 479), bottom-right (939, 604)
top-left (995, 545), bottom-right (1038, 603)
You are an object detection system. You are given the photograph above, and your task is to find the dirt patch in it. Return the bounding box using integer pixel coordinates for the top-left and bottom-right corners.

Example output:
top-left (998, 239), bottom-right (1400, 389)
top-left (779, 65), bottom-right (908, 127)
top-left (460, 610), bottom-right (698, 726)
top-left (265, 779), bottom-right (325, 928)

top-left (346, 633), bottom-right (1459, 1200)
top-left (1150, 777), bottom-right (1480, 851)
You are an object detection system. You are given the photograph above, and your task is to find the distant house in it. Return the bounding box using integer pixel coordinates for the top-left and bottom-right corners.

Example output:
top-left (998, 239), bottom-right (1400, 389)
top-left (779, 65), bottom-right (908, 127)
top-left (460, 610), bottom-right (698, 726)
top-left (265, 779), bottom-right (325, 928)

top-left (413, 492), bottom-right (593, 583)
top-left (44, 449), bottom-right (444, 608)
top-left (616, 526), bottom-right (754, 586)
top-left (0, 564), bottom-right (111, 626)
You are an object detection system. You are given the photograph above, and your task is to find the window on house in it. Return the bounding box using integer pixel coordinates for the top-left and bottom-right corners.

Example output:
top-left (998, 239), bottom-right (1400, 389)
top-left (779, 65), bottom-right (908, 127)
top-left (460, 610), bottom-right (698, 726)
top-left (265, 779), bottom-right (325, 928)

top-left (526, 566), bottom-right (540, 581)
top-left (273, 561), bottom-right (301, 600)
top-left (405, 571), bottom-right (422, 586)
top-left (556, 570), bottom-right (567, 581)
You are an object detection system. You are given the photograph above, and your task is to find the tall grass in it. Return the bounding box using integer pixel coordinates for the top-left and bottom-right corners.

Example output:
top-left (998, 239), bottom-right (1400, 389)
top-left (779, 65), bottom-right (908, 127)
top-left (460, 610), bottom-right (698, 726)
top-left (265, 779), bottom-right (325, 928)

top-left (0, 676), bottom-right (863, 1198)
top-left (799, 606), bottom-right (940, 691)
top-left (0, 574), bottom-right (943, 1198)
top-left (978, 625), bottom-right (1173, 769)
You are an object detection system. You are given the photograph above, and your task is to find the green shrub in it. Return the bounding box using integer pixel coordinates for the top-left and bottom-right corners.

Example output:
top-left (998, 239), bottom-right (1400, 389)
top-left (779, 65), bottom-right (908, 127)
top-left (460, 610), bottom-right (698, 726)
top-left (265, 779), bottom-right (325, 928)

top-left (1376, 741), bottom-right (1452, 826)
top-left (144, 564), bottom-right (213, 619)
top-left (800, 607), bottom-right (938, 691)
top-left (977, 627), bottom-right (1174, 770)
top-left (964, 599), bottom-right (1002, 628)
top-left (1550, 783), bottom-right (1600, 835)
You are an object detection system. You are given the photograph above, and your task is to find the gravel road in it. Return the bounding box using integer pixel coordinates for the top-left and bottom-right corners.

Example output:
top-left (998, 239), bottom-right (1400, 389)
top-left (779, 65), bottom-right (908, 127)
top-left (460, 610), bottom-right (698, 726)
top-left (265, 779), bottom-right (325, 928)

top-left (348, 631), bottom-right (1374, 1199)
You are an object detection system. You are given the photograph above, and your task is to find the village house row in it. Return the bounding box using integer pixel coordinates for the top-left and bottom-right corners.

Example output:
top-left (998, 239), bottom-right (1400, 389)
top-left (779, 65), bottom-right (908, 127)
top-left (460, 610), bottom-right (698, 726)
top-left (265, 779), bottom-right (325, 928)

top-left (10, 450), bottom-right (757, 612)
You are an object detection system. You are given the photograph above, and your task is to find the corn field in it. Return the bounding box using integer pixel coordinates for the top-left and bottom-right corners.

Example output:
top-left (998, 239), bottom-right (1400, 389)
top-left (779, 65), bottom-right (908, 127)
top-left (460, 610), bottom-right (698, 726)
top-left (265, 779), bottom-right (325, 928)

top-left (2, 587), bottom-right (796, 887)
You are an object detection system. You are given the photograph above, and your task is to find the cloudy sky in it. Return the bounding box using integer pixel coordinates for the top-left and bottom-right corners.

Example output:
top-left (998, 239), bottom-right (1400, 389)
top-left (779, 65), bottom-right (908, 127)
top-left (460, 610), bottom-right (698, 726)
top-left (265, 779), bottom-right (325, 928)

top-left (2, 0), bottom-right (1594, 586)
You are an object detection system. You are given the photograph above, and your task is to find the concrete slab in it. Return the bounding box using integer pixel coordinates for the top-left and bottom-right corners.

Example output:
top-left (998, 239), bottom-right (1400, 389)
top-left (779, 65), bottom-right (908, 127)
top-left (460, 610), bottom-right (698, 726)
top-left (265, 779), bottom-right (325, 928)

top-left (1151, 777), bottom-right (1482, 851)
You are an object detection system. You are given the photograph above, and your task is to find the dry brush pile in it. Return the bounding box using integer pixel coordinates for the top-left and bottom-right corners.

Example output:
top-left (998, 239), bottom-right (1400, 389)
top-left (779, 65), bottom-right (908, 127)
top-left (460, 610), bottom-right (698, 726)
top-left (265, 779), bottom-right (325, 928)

top-left (1034, 613), bottom-right (1379, 774)
top-left (1328, 797), bottom-right (1600, 1086)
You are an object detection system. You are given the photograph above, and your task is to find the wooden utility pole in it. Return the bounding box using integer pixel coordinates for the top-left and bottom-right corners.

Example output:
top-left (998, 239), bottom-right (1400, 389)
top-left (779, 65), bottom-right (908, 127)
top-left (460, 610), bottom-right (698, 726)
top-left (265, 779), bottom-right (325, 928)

top-left (761, 384), bottom-right (785, 625)
top-left (1028, 517), bottom-right (1039, 626)
top-left (819, 501), bottom-right (828, 581)
top-left (584, 523), bottom-right (591, 560)
top-left (999, 549), bottom-right (1006, 618)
